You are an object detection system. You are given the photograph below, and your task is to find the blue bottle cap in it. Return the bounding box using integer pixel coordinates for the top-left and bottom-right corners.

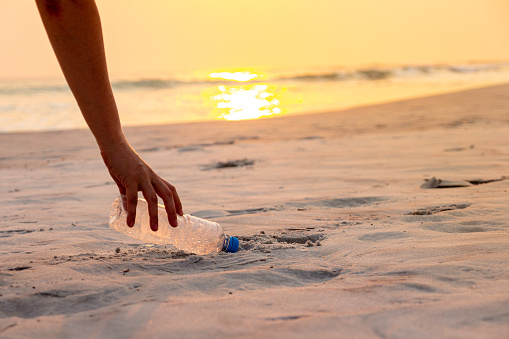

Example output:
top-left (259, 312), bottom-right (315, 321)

top-left (225, 236), bottom-right (239, 253)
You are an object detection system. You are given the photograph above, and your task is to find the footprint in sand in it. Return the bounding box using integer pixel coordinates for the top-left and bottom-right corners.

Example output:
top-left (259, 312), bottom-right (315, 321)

top-left (421, 220), bottom-right (494, 233)
top-left (239, 232), bottom-right (325, 251)
top-left (399, 282), bottom-right (438, 293)
top-left (409, 203), bottom-right (470, 215)
top-left (358, 232), bottom-right (410, 242)
top-left (272, 233), bottom-right (324, 245)
top-left (0, 287), bottom-right (130, 318)
top-left (305, 196), bottom-right (385, 208)
top-left (0, 229), bottom-right (36, 238)
top-left (192, 196), bottom-right (385, 220)
top-left (190, 208), bottom-right (271, 219)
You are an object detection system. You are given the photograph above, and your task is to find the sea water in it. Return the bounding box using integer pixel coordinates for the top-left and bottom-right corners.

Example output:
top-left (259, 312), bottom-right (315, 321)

top-left (1, 63), bottom-right (509, 133)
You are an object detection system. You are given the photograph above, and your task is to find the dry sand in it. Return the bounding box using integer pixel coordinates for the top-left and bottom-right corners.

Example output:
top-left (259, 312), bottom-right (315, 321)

top-left (1, 84), bottom-right (509, 338)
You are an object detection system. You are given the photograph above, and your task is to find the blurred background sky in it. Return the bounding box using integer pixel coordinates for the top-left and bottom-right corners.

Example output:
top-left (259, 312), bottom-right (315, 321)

top-left (1, 0), bottom-right (509, 79)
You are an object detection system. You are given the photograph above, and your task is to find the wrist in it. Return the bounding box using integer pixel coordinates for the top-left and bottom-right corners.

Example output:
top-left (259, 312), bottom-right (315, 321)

top-left (96, 130), bottom-right (129, 153)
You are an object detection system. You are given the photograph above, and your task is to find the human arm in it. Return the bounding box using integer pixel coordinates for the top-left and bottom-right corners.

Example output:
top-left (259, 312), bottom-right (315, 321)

top-left (35, 0), bottom-right (183, 230)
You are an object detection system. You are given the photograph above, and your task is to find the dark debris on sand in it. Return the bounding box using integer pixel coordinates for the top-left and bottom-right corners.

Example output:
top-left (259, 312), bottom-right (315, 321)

top-left (203, 158), bottom-right (255, 170)
top-left (421, 176), bottom-right (506, 189)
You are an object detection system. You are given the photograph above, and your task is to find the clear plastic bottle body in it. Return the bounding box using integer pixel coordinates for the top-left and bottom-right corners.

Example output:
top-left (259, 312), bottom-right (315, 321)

top-left (109, 196), bottom-right (235, 255)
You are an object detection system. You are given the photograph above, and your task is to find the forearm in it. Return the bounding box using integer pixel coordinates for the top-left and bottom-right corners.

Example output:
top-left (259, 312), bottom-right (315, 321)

top-left (35, 0), bottom-right (126, 150)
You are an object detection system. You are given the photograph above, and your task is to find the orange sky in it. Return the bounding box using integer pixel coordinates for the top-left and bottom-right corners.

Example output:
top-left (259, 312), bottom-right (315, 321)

top-left (1, 0), bottom-right (509, 79)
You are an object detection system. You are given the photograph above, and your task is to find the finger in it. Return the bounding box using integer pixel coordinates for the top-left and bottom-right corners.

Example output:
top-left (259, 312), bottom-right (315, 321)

top-left (141, 185), bottom-right (159, 232)
top-left (161, 179), bottom-right (184, 216)
top-left (109, 171), bottom-right (127, 210)
top-left (109, 171), bottom-right (126, 195)
top-left (126, 185), bottom-right (138, 228)
top-left (154, 180), bottom-right (178, 227)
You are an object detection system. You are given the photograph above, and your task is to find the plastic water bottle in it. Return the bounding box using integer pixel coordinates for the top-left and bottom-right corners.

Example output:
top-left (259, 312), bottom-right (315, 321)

top-left (109, 195), bottom-right (239, 255)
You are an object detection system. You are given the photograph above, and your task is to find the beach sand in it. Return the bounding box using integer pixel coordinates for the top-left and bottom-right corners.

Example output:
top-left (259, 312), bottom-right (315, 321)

top-left (1, 84), bottom-right (508, 338)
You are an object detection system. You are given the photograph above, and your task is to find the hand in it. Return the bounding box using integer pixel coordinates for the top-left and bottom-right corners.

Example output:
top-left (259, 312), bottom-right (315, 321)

top-left (100, 140), bottom-right (183, 231)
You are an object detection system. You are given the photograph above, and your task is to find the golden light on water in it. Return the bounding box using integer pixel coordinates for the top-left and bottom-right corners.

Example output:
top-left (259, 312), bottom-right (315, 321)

top-left (213, 84), bottom-right (282, 120)
top-left (209, 71), bottom-right (260, 82)
top-left (204, 71), bottom-right (287, 121)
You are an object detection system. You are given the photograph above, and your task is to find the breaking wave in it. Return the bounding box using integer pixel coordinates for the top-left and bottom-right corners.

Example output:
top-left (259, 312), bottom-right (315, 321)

top-left (1, 62), bottom-right (508, 95)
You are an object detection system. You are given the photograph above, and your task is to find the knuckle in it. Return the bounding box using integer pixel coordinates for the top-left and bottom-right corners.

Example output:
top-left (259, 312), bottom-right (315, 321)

top-left (138, 164), bottom-right (151, 177)
top-left (162, 190), bottom-right (174, 200)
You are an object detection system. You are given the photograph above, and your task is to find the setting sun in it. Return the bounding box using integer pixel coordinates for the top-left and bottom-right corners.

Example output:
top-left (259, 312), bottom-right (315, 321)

top-left (208, 71), bottom-right (261, 82)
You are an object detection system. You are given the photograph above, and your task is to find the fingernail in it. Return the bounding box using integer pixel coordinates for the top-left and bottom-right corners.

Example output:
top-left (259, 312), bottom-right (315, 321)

top-left (127, 217), bottom-right (134, 227)
top-left (151, 221), bottom-right (158, 232)
top-left (178, 209), bottom-right (184, 216)
top-left (171, 218), bottom-right (178, 227)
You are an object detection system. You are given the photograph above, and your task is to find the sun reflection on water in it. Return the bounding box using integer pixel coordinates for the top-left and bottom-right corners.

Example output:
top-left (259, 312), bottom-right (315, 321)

top-left (205, 71), bottom-right (286, 121)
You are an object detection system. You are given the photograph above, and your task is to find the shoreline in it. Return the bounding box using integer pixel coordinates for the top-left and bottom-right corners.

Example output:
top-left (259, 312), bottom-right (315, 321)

top-left (1, 80), bottom-right (508, 137)
top-left (2, 72), bottom-right (509, 134)
top-left (2, 82), bottom-right (509, 158)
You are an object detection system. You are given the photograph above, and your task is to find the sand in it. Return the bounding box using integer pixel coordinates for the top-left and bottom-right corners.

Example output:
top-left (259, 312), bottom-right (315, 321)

top-left (1, 84), bottom-right (508, 338)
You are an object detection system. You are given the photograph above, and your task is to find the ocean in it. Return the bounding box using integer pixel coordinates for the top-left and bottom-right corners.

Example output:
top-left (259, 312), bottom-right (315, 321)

top-left (1, 62), bottom-right (509, 133)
